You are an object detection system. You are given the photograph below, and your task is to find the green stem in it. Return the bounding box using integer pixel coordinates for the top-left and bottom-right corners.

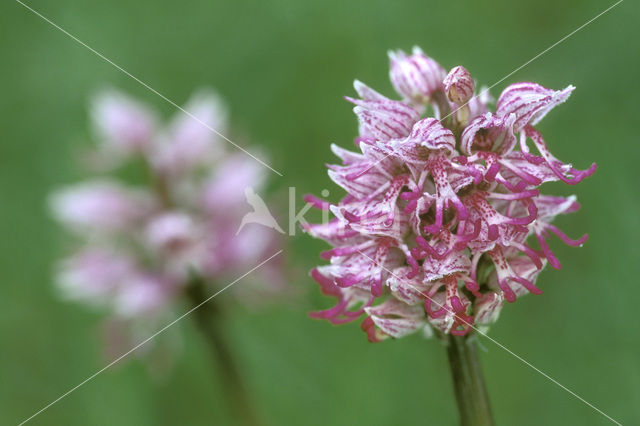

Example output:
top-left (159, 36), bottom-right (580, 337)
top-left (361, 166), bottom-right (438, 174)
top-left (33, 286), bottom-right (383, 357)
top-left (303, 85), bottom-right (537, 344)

top-left (446, 333), bottom-right (495, 426)
top-left (186, 279), bottom-right (261, 426)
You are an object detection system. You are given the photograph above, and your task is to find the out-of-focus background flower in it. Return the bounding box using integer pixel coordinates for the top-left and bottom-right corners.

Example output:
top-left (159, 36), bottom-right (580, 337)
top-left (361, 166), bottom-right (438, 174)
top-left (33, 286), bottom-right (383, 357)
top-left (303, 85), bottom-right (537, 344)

top-left (0, 0), bottom-right (638, 425)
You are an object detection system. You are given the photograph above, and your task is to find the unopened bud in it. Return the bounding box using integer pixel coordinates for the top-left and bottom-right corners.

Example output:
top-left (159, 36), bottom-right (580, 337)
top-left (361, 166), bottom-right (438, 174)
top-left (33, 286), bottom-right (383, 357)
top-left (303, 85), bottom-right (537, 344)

top-left (388, 47), bottom-right (447, 103)
top-left (443, 66), bottom-right (475, 105)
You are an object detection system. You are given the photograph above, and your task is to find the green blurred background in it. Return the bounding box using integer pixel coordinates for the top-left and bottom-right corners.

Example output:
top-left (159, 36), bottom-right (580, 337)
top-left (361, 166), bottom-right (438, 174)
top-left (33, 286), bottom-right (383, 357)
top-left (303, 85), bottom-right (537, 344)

top-left (1, 0), bottom-right (638, 424)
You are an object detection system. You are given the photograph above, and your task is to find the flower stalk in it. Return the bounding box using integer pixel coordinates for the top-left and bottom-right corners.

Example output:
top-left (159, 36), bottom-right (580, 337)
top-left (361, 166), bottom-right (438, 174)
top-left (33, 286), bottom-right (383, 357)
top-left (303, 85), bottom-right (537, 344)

top-left (186, 278), bottom-right (261, 426)
top-left (446, 333), bottom-right (494, 426)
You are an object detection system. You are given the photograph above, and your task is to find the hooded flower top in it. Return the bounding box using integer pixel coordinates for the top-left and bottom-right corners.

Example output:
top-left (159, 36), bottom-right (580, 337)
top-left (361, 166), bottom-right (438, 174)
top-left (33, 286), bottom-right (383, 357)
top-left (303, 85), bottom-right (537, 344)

top-left (306, 47), bottom-right (595, 341)
top-left (51, 89), bottom-right (284, 350)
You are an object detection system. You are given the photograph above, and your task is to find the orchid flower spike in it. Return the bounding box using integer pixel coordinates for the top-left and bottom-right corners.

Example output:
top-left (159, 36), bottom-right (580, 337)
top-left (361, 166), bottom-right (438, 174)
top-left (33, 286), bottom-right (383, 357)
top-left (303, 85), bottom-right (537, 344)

top-left (306, 48), bottom-right (595, 341)
top-left (51, 88), bottom-right (285, 358)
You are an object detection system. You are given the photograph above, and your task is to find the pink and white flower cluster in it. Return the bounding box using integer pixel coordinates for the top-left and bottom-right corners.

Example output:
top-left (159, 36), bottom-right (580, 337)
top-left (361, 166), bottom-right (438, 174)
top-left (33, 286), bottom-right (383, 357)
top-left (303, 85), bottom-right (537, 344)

top-left (306, 47), bottom-right (595, 341)
top-left (51, 89), bottom-right (284, 325)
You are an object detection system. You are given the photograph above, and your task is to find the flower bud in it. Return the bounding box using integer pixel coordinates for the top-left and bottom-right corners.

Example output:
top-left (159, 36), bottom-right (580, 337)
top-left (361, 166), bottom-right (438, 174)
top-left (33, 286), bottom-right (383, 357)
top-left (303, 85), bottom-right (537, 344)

top-left (203, 153), bottom-right (267, 212)
top-left (49, 180), bottom-right (153, 233)
top-left (152, 90), bottom-right (228, 175)
top-left (145, 212), bottom-right (195, 252)
top-left (443, 66), bottom-right (475, 104)
top-left (114, 273), bottom-right (173, 317)
top-left (56, 249), bottom-right (135, 302)
top-left (91, 90), bottom-right (156, 153)
top-left (388, 47), bottom-right (446, 102)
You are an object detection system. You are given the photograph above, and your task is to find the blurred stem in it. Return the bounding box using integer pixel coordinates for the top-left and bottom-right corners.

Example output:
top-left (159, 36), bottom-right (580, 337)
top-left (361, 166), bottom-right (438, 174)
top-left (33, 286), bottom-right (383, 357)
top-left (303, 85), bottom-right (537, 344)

top-left (446, 333), bottom-right (495, 426)
top-left (186, 278), bottom-right (261, 426)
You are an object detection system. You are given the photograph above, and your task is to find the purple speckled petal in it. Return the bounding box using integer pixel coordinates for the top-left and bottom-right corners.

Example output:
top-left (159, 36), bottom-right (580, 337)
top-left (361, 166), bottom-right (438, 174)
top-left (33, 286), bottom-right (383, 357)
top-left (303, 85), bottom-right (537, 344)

top-left (497, 82), bottom-right (574, 131)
